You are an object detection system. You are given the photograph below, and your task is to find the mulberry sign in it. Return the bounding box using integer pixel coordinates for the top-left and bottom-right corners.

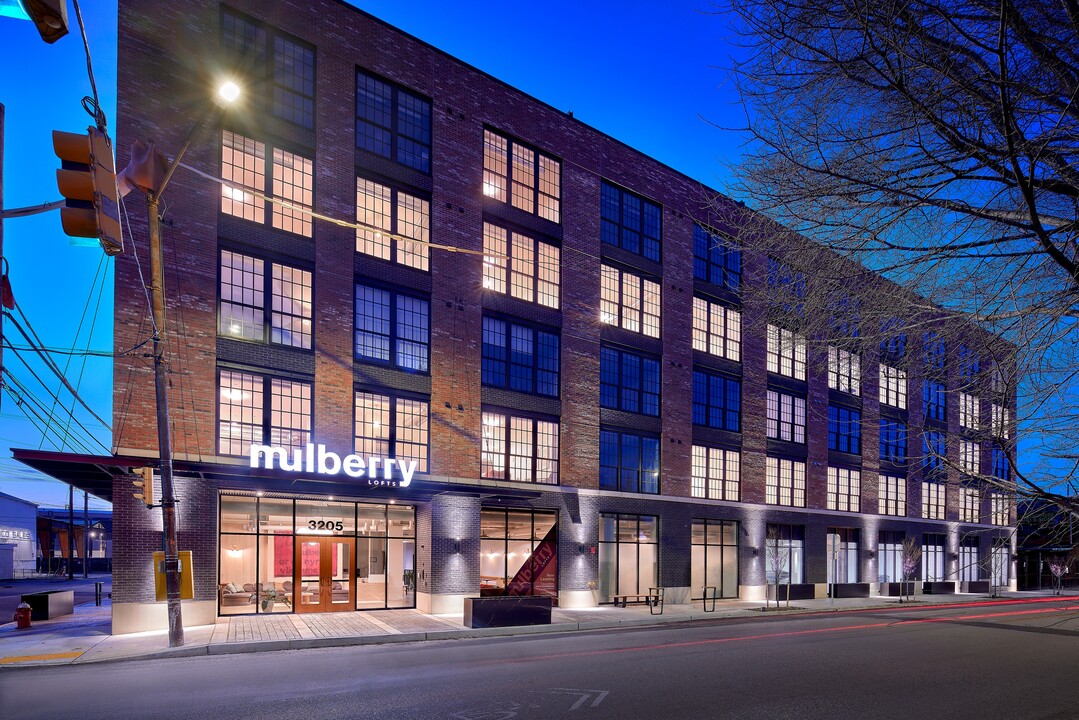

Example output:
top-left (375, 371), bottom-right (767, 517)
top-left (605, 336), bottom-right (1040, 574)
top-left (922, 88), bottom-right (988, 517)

top-left (249, 444), bottom-right (419, 488)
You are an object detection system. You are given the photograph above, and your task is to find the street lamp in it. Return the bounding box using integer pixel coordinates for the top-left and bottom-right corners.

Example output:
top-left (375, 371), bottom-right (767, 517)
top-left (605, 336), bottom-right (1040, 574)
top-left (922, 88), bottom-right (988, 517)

top-left (128, 81), bottom-right (241, 647)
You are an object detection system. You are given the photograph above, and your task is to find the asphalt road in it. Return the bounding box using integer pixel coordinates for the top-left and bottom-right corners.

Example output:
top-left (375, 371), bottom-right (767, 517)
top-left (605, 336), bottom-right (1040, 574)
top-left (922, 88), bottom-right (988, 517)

top-left (0, 574), bottom-right (111, 623)
top-left (3, 597), bottom-right (1078, 720)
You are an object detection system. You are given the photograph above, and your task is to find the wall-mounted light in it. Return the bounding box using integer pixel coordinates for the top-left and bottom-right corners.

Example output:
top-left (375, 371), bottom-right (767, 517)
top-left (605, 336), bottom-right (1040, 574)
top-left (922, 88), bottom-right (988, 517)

top-left (579, 543), bottom-right (587, 554)
top-left (227, 546), bottom-right (242, 557)
top-left (453, 539), bottom-right (460, 553)
top-left (868, 550), bottom-right (875, 558)
top-left (751, 547), bottom-right (758, 557)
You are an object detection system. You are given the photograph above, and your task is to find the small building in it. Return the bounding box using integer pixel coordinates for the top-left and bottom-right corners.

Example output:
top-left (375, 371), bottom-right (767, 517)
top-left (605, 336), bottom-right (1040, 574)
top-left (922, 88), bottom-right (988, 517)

top-left (0, 491), bottom-right (37, 579)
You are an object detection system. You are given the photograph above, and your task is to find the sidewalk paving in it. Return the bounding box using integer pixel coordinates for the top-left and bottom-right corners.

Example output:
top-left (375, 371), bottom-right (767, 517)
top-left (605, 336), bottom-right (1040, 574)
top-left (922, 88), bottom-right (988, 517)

top-left (1, 589), bottom-right (1072, 669)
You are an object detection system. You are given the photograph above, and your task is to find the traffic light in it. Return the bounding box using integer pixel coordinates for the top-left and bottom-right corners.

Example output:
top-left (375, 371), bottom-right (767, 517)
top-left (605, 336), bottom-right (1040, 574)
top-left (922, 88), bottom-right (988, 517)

top-left (52, 127), bottom-right (124, 256)
top-left (132, 466), bottom-right (155, 507)
top-left (6, 0), bottom-right (69, 44)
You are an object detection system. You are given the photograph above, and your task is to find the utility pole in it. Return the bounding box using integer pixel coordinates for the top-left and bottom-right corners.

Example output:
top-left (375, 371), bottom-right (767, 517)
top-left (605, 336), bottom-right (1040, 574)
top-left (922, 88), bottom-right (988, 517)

top-left (83, 491), bottom-right (89, 578)
top-left (67, 484), bottom-right (74, 580)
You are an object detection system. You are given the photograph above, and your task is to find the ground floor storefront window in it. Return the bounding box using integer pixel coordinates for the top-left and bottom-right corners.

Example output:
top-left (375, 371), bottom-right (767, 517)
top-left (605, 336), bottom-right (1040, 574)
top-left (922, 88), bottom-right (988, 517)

top-left (878, 531), bottom-right (904, 583)
top-left (991, 541), bottom-right (1010, 587)
top-left (691, 519), bottom-right (738, 599)
top-left (922, 533), bottom-right (946, 581)
top-left (826, 527), bottom-right (858, 584)
top-left (959, 537), bottom-right (980, 582)
top-left (765, 524), bottom-right (804, 585)
top-left (479, 508), bottom-right (558, 598)
top-left (598, 513), bottom-right (658, 603)
top-left (218, 494), bottom-right (415, 615)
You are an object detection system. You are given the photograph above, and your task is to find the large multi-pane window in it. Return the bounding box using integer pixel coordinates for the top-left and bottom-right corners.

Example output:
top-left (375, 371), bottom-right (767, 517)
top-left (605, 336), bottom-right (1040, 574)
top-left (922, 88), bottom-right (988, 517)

top-left (600, 265), bottom-right (661, 337)
top-left (692, 519), bottom-right (739, 599)
top-left (356, 178), bottom-right (430, 270)
top-left (991, 540), bottom-right (1010, 586)
top-left (879, 365), bottom-right (907, 409)
top-left (480, 411), bottom-right (559, 484)
top-left (767, 258), bottom-right (806, 316)
top-left (827, 467), bottom-right (861, 512)
top-left (482, 223), bottom-right (560, 308)
top-left (879, 475), bottom-right (907, 516)
top-left (922, 481), bottom-right (946, 520)
top-left (828, 405), bottom-right (862, 454)
top-left (959, 344), bottom-right (980, 382)
top-left (694, 225), bottom-right (741, 291)
top-left (356, 70), bottom-right (431, 173)
top-left (219, 250), bottom-right (313, 349)
top-left (767, 389), bottom-right (806, 444)
top-left (765, 524), bottom-right (804, 584)
top-left (354, 284), bottom-right (430, 372)
top-left (829, 292), bottom-right (861, 338)
top-left (218, 369), bottom-right (311, 456)
top-left (879, 419), bottom-right (907, 463)
top-left (599, 429), bottom-right (660, 494)
top-left (991, 444), bottom-right (1009, 481)
top-left (692, 370), bottom-right (741, 432)
top-left (960, 440), bottom-right (979, 475)
top-left (960, 486), bottom-right (980, 523)
top-left (959, 392), bottom-right (979, 430)
top-left (766, 457), bottom-right (806, 507)
top-left (221, 131), bottom-right (314, 237)
top-left (598, 514), bottom-right (658, 603)
top-left (692, 297), bottom-right (741, 361)
top-left (354, 391), bottom-right (430, 473)
top-left (828, 347), bottom-right (860, 395)
top-left (690, 446), bottom-right (740, 500)
top-left (922, 534), bottom-right (946, 582)
top-left (482, 129), bottom-right (560, 222)
top-left (924, 332), bottom-right (945, 370)
top-left (479, 508), bottom-right (558, 599)
top-left (880, 318), bottom-right (907, 359)
top-left (923, 430), bottom-right (946, 478)
top-left (959, 537), bottom-right (980, 582)
top-left (600, 346), bottom-right (660, 416)
top-left (222, 10), bottom-right (315, 129)
top-left (482, 317), bottom-right (560, 398)
top-left (991, 404), bottom-right (1010, 439)
top-left (601, 181), bottom-right (661, 261)
top-left (827, 528), bottom-right (859, 584)
top-left (924, 380), bottom-right (946, 421)
top-left (878, 531), bottom-right (904, 583)
top-left (766, 325), bottom-right (807, 380)
top-left (991, 493), bottom-right (1010, 526)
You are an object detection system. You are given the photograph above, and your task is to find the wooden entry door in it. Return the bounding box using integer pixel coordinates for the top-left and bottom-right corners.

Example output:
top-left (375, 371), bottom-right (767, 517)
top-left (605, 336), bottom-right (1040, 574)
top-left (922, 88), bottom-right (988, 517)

top-left (294, 536), bottom-right (354, 613)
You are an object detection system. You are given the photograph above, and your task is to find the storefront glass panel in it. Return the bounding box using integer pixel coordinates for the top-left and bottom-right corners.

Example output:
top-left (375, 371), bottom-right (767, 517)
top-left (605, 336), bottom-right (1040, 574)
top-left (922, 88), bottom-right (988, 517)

top-left (598, 513), bottom-right (659, 602)
top-left (691, 519), bottom-right (739, 599)
top-left (478, 507), bottom-right (558, 599)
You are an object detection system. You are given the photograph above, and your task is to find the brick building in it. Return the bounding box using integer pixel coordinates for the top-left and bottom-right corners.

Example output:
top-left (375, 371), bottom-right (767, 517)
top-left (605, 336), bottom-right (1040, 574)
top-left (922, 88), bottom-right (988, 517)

top-left (15, 0), bottom-right (1017, 633)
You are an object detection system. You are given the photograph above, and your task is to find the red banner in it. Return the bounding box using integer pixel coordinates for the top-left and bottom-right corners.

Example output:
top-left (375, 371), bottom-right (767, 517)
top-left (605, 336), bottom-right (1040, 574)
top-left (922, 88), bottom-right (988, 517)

top-left (505, 525), bottom-right (558, 598)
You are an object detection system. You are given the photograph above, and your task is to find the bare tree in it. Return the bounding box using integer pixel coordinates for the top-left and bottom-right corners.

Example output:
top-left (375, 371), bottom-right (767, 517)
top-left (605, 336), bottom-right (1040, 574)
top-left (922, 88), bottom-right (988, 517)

top-left (765, 525), bottom-right (792, 610)
top-left (721, 0), bottom-right (1079, 519)
top-left (901, 536), bottom-right (921, 603)
top-left (1048, 556), bottom-right (1068, 595)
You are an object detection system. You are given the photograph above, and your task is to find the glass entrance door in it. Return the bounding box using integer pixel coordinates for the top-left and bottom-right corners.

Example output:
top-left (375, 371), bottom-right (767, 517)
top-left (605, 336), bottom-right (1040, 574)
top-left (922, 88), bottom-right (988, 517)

top-left (294, 536), bottom-right (354, 613)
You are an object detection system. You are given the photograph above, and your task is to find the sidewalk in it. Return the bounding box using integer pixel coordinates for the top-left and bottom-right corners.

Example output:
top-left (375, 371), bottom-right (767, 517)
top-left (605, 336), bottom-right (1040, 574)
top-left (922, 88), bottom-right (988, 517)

top-left (1, 590), bottom-right (1071, 668)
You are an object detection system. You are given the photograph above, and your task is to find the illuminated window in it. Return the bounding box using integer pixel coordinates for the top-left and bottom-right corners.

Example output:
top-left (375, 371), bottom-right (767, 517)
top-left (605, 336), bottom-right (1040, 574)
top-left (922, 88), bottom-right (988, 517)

top-left (828, 405), bottom-right (861, 455)
top-left (693, 369), bottom-right (741, 432)
top-left (691, 446), bottom-right (740, 500)
top-left (879, 419), bottom-right (906, 463)
top-left (827, 467), bottom-right (860, 512)
top-left (959, 392), bottom-right (979, 430)
top-left (766, 325), bottom-right (806, 380)
top-left (599, 429), bottom-right (659, 494)
top-left (765, 524), bottom-right (804, 584)
top-left (960, 440), bottom-right (979, 475)
top-left (991, 404), bottom-right (1010, 439)
top-left (356, 70), bottom-right (431, 172)
top-left (600, 265), bottom-right (661, 338)
top-left (828, 347), bottom-right (860, 395)
top-left (481, 411), bottom-right (559, 484)
top-left (601, 181), bottom-right (661, 261)
top-left (766, 457), bottom-right (806, 507)
top-left (482, 317), bottom-right (560, 398)
top-left (600, 346), bottom-right (660, 416)
top-left (220, 131), bottom-right (313, 237)
top-left (922, 481), bottom-right (945, 520)
top-left (354, 391), bottom-right (429, 473)
top-left (694, 225), bottom-right (741, 291)
top-left (218, 250), bottom-right (312, 349)
top-left (960, 486), bottom-right (980, 523)
top-left (990, 493), bottom-right (1010, 526)
top-left (482, 223), bottom-right (560, 308)
top-left (766, 389), bottom-right (806, 444)
top-left (223, 10), bottom-right (315, 129)
top-left (692, 297), bottom-right (741, 361)
top-left (354, 284), bottom-right (429, 372)
top-left (356, 178), bottom-right (429, 270)
top-left (879, 365), bottom-right (907, 409)
top-left (218, 370), bottom-right (311, 456)
top-left (483, 129), bottom-right (560, 222)
top-left (879, 475), bottom-right (907, 516)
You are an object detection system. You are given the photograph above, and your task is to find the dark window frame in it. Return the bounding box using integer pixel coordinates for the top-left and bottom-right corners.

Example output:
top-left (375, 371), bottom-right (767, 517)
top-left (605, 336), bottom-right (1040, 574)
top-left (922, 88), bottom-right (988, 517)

top-left (692, 368), bottom-right (742, 432)
top-left (217, 247), bottom-right (314, 351)
top-left (216, 367), bottom-right (313, 457)
top-left (353, 386), bottom-right (431, 474)
top-left (356, 68), bottom-right (432, 173)
top-left (694, 224), bottom-right (741, 291)
top-left (354, 281), bottom-right (431, 374)
top-left (600, 345), bottom-right (660, 416)
top-left (828, 405), bottom-right (862, 455)
top-left (599, 428), bottom-right (660, 494)
top-left (601, 180), bottom-right (662, 262)
top-left (480, 408), bottom-right (560, 485)
top-left (879, 418), bottom-right (907, 463)
top-left (482, 315), bottom-right (561, 398)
